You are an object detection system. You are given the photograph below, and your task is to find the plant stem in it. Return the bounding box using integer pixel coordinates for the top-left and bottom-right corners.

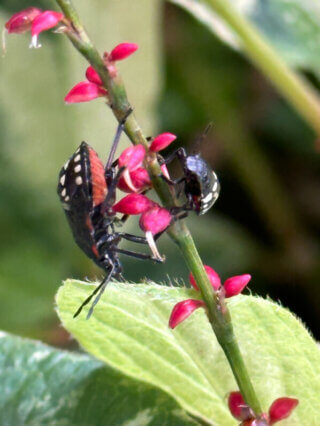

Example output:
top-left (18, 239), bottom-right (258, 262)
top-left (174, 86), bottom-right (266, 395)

top-left (56, 0), bottom-right (262, 415)
top-left (204, 0), bottom-right (320, 136)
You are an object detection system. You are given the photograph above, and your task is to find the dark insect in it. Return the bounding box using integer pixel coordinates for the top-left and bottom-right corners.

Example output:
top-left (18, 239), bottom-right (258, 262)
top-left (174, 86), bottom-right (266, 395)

top-left (57, 117), bottom-right (163, 319)
top-left (160, 147), bottom-right (220, 216)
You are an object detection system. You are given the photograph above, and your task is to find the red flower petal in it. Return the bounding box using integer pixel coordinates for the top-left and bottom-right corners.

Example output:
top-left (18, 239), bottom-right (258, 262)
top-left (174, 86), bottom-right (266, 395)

top-left (269, 397), bottom-right (299, 424)
top-left (228, 392), bottom-right (255, 422)
top-left (139, 206), bottom-right (172, 235)
top-left (31, 10), bottom-right (64, 36)
top-left (118, 145), bottom-right (146, 171)
top-left (5, 7), bottom-right (42, 34)
top-left (64, 81), bottom-right (108, 104)
top-left (149, 132), bottom-right (177, 152)
top-left (109, 42), bottom-right (138, 61)
top-left (85, 66), bottom-right (103, 86)
top-left (224, 274), bottom-right (251, 298)
top-left (189, 265), bottom-right (221, 291)
top-left (112, 194), bottom-right (155, 215)
top-left (169, 299), bottom-right (205, 329)
top-left (117, 167), bottom-right (151, 193)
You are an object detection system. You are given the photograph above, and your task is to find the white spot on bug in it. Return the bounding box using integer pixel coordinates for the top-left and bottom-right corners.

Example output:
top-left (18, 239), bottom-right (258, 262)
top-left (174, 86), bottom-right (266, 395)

top-left (61, 188), bottom-right (66, 197)
top-left (75, 176), bottom-right (83, 185)
top-left (65, 196), bottom-right (70, 201)
top-left (212, 181), bottom-right (218, 191)
top-left (60, 174), bottom-right (66, 186)
top-left (74, 164), bottom-right (81, 173)
top-left (64, 159), bottom-right (70, 170)
top-left (203, 193), bottom-right (213, 203)
top-left (74, 154), bottom-right (81, 162)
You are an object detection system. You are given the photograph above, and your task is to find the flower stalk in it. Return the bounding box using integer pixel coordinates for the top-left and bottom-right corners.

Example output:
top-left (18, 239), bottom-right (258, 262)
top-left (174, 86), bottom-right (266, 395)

top-left (56, 0), bottom-right (262, 415)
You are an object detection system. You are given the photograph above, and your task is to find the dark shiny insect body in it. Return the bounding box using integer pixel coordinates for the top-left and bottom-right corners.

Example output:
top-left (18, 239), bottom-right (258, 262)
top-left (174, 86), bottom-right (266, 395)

top-left (57, 120), bottom-right (161, 319)
top-left (161, 147), bottom-right (220, 215)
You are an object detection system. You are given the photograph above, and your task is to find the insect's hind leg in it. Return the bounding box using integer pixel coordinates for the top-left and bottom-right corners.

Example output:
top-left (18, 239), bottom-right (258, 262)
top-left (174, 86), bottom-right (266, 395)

top-left (73, 265), bottom-right (115, 319)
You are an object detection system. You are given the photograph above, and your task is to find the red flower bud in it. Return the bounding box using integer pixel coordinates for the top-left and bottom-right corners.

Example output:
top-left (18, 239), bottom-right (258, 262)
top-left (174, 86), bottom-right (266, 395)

top-left (30, 10), bottom-right (64, 48)
top-left (112, 194), bottom-right (155, 215)
top-left (223, 274), bottom-right (251, 298)
top-left (228, 392), bottom-right (255, 421)
top-left (150, 132), bottom-right (177, 152)
top-left (118, 145), bottom-right (145, 171)
top-left (109, 42), bottom-right (138, 61)
top-left (5, 7), bottom-right (42, 34)
top-left (189, 265), bottom-right (221, 291)
top-left (269, 397), bottom-right (299, 424)
top-left (169, 299), bottom-right (205, 329)
top-left (139, 206), bottom-right (172, 235)
top-left (85, 66), bottom-right (103, 86)
top-left (64, 81), bottom-right (108, 104)
top-left (117, 167), bottom-right (151, 193)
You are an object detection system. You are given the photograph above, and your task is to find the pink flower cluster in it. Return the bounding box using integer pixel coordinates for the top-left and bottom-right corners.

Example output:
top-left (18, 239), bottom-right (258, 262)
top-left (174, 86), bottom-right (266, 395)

top-left (111, 143), bottom-right (173, 237)
top-left (5, 7), bottom-right (64, 48)
top-left (169, 266), bottom-right (251, 329)
top-left (65, 43), bottom-right (138, 104)
top-left (228, 391), bottom-right (298, 425)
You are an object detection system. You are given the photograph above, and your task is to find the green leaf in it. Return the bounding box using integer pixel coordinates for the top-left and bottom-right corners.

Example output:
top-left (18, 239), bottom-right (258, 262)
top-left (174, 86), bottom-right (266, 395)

top-left (0, 331), bottom-right (197, 425)
top-left (169, 0), bottom-right (320, 77)
top-left (57, 281), bottom-right (320, 425)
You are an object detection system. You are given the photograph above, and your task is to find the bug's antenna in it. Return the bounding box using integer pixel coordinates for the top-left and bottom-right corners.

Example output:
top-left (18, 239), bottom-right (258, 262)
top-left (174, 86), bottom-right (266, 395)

top-left (105, 108), bottom-right (133, 170)
top-left (191, 122), bottom-right (213, 154)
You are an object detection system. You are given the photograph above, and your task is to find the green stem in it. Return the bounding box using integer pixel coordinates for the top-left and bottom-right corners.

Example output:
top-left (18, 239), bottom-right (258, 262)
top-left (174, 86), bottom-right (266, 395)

top-left (56, 0), bottom-right (262, 415)
top-left (204, 0), bottom-right (320, 136)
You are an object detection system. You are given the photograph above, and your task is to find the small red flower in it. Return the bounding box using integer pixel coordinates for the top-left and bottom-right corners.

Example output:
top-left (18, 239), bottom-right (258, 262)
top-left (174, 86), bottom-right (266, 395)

top-left (5, 7), bottom-right (42, 34)
top-left (64, 81), bottom-right (108, 104)
top-left (169, 299), bottom-right (205, 329)
top-left (117, 167), bottom-right (152, 193)
top-left (30, 10), bottom-right (64, 48)
top-left (189, 264), bottom-right (250, 298)
top-left (227, 392), bottom-right (298, 425)
top-left (228, 392), bottom-right (254, 421)
top-left (118, 145), bottom-right (145, 170)
top-left (85, 66), bottom-right (103, 86)
top-left (139, 206), bottom-right (172, 235)
top-left (149, 132), bottom-right (177, 152)
top-left (224, 274), bottom-right (251, 298)
top-left (109, 42), bottom-right (138, 61)
top-left (112, 194), bottom-right (155, 215)
top-left (269, 397), bottom-right (299, 424)
top-left (118, 145), bottom-right (146, 192)
top-left (189, 265), bottom-right (221, 291)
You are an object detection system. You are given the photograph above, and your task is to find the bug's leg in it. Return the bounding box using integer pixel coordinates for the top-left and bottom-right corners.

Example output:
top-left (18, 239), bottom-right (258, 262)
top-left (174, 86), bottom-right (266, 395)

top-left (159, 147), bottom-right (187, 167)
top-left (86, 266), bottom-right (115, 320)
top-left (105, 108), bottom-right (133, 171)
top-left (73, 265), bottom-right (115, 319)
top-left (115, 247), bottom-right (164, 263)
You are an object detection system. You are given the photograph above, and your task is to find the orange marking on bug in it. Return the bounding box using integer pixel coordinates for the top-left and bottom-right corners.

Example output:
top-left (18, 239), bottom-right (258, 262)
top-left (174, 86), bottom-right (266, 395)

top-left (91, 244), bottom-right (99, 258)
top-left (85, 215), bottom-right (94, 232)
top-left (88, 148), bottom-right (107, 206)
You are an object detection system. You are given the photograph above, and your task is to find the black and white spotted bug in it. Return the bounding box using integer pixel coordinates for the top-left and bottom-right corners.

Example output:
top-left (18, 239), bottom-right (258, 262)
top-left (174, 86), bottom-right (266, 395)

top-left (57, 118), bottom-right (163, 319)
top-left (160, 147), bottom-right (220, 216)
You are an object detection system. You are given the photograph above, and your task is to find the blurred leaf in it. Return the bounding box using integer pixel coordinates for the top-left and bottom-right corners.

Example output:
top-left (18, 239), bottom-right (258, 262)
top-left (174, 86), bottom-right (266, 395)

top-left (0, 0), bottom-right (162, 337)
top-left (0, 331), bottom-right (197, 425)
top-left (57, 280), bottom-right (320, 425)
top-left (169, 0), bottom-right (320, 77)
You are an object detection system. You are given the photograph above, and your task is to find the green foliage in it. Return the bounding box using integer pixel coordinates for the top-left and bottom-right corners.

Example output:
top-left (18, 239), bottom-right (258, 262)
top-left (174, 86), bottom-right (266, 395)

top-left (170, 0), bottom-right (320, 77)
top-left (0, 331), bottom-right (196, 425)
top-left (57, 280), bottom-right (320, 425)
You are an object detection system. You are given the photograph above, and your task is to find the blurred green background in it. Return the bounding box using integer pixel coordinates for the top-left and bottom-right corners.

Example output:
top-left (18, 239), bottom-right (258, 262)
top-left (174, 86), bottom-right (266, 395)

top-left (0, 0), bottom-right (319, 345)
